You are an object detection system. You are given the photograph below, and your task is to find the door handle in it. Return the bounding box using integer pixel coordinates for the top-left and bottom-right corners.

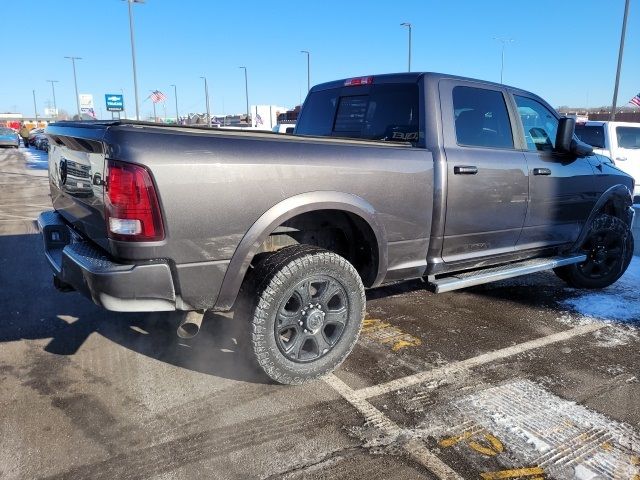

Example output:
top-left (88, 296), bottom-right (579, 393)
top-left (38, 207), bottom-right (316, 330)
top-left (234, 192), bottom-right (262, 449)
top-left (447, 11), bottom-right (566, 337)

top-left (533, 168), bottom-right (551, 176)
top-left (454, 165), bottom-right (478, 175)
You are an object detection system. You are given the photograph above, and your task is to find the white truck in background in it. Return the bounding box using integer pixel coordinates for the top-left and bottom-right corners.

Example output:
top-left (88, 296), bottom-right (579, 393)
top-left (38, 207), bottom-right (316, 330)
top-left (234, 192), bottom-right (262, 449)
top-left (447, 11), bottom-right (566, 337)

top-left (575, 121), bottom-right (640, 198)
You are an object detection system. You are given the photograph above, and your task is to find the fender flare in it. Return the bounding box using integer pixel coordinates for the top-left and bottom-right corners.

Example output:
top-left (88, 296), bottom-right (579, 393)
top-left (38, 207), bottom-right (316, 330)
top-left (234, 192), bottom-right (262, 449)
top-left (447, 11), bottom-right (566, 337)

top-left (214, 191), bottom-right (388, 310)
top-left (570, 184), bottom-right (633, 251)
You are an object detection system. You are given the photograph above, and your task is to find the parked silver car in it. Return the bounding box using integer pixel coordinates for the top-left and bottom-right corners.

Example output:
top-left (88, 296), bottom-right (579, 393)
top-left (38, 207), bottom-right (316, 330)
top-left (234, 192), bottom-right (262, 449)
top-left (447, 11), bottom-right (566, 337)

top-left (0, 127), bottom-right (20, 148)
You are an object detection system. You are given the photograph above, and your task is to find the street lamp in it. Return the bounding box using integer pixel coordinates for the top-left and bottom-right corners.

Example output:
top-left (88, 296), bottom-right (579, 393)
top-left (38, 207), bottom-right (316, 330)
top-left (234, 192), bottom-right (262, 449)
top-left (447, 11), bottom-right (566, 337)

top-left (46, 80), bottom-right (59, 118)
top-left (239, 67), bottom-right (249, 125)
top-left (611, 0), bottom-right (631, 121)
top-left (64, 56), bottom-right (82, 119)
top-left (125, 0), bottom-right (144, 121)
top-left (400, 23), bottom-right (412, 72)
top-left (170, 84), bottom-right (179, 124)
top-left (492, 37), bottom-right (514, 84)
top-left (32, 90), bottom-right (38, 124)
top-left (300, 50), bottom-right (310, 93)
top-left (200, 76), bottom-right (211, 128)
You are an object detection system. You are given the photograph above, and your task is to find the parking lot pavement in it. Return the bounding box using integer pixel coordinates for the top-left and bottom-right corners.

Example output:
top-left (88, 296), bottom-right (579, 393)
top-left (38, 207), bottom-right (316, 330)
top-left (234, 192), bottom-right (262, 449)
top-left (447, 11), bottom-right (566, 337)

top-left (1, 147), bottom-right (639, 479)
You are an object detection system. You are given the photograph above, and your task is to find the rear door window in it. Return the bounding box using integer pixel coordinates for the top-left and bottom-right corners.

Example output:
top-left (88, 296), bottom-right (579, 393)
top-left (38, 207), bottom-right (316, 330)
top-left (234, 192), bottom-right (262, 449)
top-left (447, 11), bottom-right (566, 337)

top-left (616, 126), bottom-right (640, 149)
top-left (575, 124), bottom-right (606, 148)
top-left (296, 83), bottom-right (420, 145)
top-left (452, 86), bottom-right (513, 149)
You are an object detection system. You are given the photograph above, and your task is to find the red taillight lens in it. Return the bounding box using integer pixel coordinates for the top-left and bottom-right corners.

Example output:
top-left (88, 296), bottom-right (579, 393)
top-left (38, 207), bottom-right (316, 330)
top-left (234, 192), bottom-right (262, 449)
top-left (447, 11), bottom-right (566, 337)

top-left (344, 76), bottom-right (374, 87)
top-left (105, 160), bottom-right (164, 241)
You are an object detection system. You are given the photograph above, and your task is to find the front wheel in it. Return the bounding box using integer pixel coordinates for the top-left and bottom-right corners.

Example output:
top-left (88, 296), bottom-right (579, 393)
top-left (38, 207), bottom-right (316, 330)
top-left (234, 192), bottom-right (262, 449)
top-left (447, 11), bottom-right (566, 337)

top-left (243, 245), bottom-right (365, 385)
top-left (554, 214), bottom-right (633, 289)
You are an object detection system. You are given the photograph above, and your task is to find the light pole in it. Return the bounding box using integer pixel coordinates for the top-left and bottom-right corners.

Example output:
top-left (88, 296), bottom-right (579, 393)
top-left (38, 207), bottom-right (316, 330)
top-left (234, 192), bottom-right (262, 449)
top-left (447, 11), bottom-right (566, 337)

top-left (126, 0), bottom-right (144, 121)
top-left (611, 0), bottom-right (631, 121)
top-left (400, 23), bottom-right (412, 72)
top-left (32, 90), bottom-right (38, 124)
top-left (200, 76), bottom-right (211, 127)
top-left (64, 56), bottom-right (82, 119)
top-left (300, 50), bottom-right (310, 93)
top-left (493, 37), bottom-right (514, 84)
top-left (239, 67), bottom-right (249, 125)
top-left (170, 84), bottom-right (179, 124)
top-left (46, 80), bottom-right (59, 118)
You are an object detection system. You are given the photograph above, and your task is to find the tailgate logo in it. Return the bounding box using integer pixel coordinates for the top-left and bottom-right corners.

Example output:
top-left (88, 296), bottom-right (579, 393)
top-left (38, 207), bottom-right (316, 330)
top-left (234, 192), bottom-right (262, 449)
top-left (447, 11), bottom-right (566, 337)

top-left (59, 158), bottom-right (68, 185)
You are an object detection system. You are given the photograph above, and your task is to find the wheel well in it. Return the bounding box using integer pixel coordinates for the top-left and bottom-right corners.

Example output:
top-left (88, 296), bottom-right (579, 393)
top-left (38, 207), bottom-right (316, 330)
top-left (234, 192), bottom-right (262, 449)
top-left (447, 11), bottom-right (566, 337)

top-left (255, 209), bottom-right (379, 286)
top-left (599, 196), bottom-right (628, 224)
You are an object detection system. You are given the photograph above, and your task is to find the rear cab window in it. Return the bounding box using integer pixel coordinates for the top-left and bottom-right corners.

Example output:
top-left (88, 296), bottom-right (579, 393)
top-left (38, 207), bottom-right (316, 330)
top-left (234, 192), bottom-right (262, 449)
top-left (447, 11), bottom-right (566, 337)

top-left (575, 124), bottom-right (606, 149)
top-left (295, 82), bottom-right (420, 145)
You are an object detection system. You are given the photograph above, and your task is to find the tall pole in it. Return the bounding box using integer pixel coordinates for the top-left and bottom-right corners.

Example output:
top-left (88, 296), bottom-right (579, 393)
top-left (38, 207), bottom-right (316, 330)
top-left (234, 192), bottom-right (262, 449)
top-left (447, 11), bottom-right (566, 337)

top-left (493, 37), bottom-right (514, 84)
top-left (170, 84), bottom-right (178, 124)
top-left (239, 67), bottom-right (249, 124)
top-left (401, 23), bottom-right (412, 72)
top-left (46, 80), bottom-right (58, 118)
top-left (32, 90), bottom-right (38, 124)
top-left (611, 0), bottom-right (631, 121)
top-left (152, 100), bottom-right (156, 122)
top-left (201, 76), bottom-right (211, 127)
top-left (64, 56), bottom-right (82, 119)
top-left (300, 50), bottom-right (310, 92)
top-left (127, 0), bottom-right (143, 121)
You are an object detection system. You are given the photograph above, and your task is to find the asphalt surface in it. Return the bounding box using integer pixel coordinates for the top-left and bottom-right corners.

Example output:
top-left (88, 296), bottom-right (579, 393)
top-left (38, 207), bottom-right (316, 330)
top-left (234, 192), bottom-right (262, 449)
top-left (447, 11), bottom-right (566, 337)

top-left (1, 145), bottom-right (639, 479)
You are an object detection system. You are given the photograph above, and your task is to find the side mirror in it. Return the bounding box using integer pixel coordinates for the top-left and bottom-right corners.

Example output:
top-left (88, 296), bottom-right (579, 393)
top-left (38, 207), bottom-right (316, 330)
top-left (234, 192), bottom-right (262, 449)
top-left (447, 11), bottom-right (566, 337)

top-left (555, 117), bottom-right (594, 157)
top-left (555, 117), bottom-right (575, 153)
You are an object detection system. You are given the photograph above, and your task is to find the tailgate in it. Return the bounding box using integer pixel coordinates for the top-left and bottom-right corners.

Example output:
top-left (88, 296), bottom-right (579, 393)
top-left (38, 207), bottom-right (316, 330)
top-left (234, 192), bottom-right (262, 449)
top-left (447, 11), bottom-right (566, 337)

top-left (46, 123), bottom-right (109, 251)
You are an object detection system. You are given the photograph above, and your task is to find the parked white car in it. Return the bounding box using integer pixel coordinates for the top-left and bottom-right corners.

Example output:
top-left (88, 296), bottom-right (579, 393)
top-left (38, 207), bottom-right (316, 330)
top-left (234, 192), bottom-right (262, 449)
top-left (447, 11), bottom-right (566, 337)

top-left (575, 121), bottom-right (640, 196)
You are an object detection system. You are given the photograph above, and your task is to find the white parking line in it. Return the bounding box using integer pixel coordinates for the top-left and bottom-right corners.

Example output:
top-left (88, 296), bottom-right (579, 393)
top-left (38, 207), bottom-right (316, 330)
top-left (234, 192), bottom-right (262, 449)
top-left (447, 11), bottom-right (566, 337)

top-left (324, 323), bottom-right (607, 478)
top-left (323, 374), bottom-right (463, 480)
top-left (355, 322), bottom-right (605, 400)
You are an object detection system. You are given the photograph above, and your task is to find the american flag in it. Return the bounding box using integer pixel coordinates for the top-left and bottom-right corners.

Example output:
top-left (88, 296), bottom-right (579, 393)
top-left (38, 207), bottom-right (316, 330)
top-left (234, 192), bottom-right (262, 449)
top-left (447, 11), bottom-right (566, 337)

top-left (150, 90), bottom-right (167, 103)
top-left (629, 92), bottom-right (640, 108)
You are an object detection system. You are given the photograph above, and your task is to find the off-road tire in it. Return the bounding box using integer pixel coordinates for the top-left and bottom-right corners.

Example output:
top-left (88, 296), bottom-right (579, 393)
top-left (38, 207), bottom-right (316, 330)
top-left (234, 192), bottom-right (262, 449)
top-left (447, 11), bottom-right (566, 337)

top-left (554, 214), bottom-right (633, 289)
top-left (241, 244), bottom-right (365, 385)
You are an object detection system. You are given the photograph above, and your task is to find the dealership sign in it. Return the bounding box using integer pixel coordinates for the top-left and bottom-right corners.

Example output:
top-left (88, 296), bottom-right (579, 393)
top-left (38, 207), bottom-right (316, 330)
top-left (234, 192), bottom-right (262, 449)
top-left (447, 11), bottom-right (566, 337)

top-left (105, 94), bottom-right (124, 112)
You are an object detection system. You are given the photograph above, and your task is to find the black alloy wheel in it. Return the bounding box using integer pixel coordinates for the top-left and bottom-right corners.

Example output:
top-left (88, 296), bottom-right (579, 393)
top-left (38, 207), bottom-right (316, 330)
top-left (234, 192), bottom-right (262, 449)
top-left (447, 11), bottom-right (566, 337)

top-left (240, 244), bottom-right (365, 385)
top-left (554, 214), bottom-right (633, 289)
top-left (275, 275), bottom-right (349, 363)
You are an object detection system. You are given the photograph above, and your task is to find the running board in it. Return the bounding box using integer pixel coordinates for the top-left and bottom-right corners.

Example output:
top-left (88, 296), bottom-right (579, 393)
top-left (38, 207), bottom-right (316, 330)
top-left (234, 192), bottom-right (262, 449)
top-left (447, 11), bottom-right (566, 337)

top-left (429, 255), bottom-right (587, 293)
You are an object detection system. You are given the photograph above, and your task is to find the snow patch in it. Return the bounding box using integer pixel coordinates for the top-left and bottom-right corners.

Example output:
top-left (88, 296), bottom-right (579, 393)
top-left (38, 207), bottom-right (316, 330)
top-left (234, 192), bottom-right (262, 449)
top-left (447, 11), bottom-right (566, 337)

top-left (560, 257), bottom-right (640, 323)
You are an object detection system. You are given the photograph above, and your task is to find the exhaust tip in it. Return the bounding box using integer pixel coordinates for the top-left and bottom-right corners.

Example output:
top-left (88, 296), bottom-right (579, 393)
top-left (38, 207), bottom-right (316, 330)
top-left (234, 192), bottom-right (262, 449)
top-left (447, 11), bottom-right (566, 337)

top-left (177, 310), bottom-right (204, 339)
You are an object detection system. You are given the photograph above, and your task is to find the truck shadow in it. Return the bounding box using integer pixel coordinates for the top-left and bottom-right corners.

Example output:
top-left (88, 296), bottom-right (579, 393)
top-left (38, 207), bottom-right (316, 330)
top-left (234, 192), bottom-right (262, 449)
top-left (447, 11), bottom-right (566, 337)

top-left (0, 232), bottom-right (268, 384)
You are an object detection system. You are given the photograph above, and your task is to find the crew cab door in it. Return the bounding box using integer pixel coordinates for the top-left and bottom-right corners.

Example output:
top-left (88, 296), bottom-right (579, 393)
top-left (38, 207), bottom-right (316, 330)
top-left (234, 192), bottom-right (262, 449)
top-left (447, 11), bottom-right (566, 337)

top-left (509, 93), bottom-right (597, 248)
top-left (440, 80), bottom-right (528, 262)
top-left (610, 124), bottom-right (640, 193)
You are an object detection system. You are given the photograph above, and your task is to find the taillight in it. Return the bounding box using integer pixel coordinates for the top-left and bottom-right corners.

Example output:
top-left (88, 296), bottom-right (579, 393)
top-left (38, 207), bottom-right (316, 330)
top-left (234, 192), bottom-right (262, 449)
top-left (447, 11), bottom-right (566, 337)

top-left (344, 76), bottom-right (374, 87)
top-left (105, 160), bottom-right (164, 241)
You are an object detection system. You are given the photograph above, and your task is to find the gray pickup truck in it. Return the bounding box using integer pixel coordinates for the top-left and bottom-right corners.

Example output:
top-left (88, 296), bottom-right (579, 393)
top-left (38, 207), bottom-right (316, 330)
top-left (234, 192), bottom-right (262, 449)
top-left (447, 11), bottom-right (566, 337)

top-left (39, 72), bottom-right (635, 384)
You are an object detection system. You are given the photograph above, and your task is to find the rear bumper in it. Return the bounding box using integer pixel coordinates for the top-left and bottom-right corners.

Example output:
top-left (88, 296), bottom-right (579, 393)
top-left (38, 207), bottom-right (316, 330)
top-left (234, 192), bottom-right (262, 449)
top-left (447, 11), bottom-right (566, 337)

top-left (38, 210), bottom-right (177, 312)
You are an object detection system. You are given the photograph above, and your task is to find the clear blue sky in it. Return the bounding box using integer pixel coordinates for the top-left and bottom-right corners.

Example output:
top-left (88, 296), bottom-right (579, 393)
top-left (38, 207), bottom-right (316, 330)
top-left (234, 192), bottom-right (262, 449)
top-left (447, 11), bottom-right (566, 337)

top-left (1, 0), bottom-right (639, 119)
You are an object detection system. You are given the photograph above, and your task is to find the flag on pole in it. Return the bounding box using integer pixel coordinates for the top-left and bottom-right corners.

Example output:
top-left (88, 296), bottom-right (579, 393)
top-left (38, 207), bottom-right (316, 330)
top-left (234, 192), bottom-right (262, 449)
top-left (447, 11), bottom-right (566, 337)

top-left (150, 90), bottom-right (167, 103)
top-left (628, 92), bottom-right (640, 108)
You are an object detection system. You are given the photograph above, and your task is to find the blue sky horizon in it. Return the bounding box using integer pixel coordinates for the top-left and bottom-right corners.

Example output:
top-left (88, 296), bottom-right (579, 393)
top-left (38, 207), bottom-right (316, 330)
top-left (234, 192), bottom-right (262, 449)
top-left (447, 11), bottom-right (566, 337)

top-left (1, 0), bottom-right (639, 119)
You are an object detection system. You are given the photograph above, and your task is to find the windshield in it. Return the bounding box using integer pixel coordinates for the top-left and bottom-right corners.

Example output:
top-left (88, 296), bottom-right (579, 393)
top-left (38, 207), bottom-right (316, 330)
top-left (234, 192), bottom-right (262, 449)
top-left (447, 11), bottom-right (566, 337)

top-left (616, 126), bottom-right (640, 149)
top-left (575, 124), bottom-right (605, 149)
top-left (0, 127), bottom-right (15, 135)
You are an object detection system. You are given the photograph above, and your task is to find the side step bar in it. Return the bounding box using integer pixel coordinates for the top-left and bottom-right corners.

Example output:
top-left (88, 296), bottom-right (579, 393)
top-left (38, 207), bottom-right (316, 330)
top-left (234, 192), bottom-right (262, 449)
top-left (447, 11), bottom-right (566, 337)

top-left (428, 255), bottom-right (587, 293)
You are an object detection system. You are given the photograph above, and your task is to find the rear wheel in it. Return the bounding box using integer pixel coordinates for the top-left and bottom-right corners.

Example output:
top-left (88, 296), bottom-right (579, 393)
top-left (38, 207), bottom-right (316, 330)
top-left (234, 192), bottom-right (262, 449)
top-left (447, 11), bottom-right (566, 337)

top-left (242, 245), bottom-right (365, 385)
top-left (554, 214), bottom-right (633, 289)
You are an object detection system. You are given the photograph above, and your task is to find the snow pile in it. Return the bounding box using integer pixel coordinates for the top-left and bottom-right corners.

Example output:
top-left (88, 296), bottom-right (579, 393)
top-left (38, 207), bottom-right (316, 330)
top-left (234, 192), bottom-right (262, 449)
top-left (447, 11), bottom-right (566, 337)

top-left (561, 257), bottom-right (640, 323)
